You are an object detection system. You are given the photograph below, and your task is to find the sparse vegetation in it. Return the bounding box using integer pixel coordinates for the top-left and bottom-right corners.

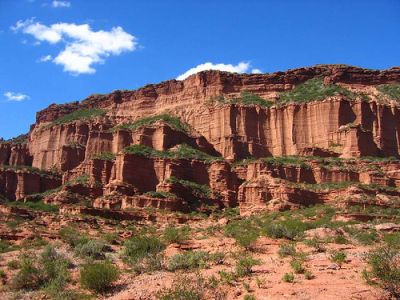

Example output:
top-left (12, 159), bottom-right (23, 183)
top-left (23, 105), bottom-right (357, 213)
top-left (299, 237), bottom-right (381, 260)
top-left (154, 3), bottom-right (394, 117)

top-left (235, 255), bottom-right (261, 277)
top-left (167, 176), bottom-right (212, 198)
top-left (168, 251), bottom-right (210, 271)
top-left (278, 243), bottom-right (297, 257)
top-left (213, 91), bottom-right (272, 108)
top-left (112, 114), bottom-right (190, 133)
top-left (278, 78), bottom-right (358, 105)
top-left (8, 200), bottom-right (59, 213)
top-left (282, 272), bottom-right (295, 283)
top-left (92, 152), bottom-right (116, 161)
top-left (363, 246), bottom-right (400, 298)
top-left (163, 225), bottom-right (190, 244)
top-left (123, 235), bottom-right (165, 265)
top-left (224, 219), bottom-right (259, 250)
top-left (145, 191), bottom-right (177, 199)
top-left (52, 108), bottom-right (106, 125)
top-left (80, 262), bottom-right (119, 294)
top-left (156, 274), bottom-right (205, 300)
top-left (377, 83), bottom-right (400, 102)
top-left (330, 251), bottom-right (347, 268)
top-left (123, 144), bottom-right (222, 162)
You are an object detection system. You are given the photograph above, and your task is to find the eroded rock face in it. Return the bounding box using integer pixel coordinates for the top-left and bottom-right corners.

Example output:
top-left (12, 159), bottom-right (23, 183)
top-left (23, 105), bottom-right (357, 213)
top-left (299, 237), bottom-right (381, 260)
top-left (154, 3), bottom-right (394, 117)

top-left (1, 65), bottom-right (400, 214)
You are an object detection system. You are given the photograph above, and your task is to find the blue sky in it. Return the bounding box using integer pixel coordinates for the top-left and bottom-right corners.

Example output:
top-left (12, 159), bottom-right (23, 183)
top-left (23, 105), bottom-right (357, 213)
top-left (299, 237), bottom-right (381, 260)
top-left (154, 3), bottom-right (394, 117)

top-left (0, 0), bottom-right (399, 139)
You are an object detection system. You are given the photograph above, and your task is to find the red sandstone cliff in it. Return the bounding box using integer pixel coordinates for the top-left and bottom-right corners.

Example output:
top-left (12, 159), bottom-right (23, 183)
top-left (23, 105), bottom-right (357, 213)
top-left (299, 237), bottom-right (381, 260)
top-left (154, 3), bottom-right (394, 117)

top-left (1, 65), bottom-right (400, 215)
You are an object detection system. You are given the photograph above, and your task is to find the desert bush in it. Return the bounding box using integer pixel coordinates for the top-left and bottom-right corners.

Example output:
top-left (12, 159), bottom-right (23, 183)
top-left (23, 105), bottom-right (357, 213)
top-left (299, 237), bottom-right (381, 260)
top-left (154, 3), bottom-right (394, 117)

top-left (74, 239), bottom-right (108, 260)
top-left (80, 262), bottom-right (119, 294)
top-left (224, 219), bottom-right (259, 250)
top-left (123, 235), bottom-right (165, 265)
top-left (59, 227), bottom-right (89, 247)
top-left (304, 270), bottom-right (315, 280)
top-left (362, 246), bottom-right (400, 298)
top-left (11, 255), bottom-right (42, 290)
top-left (163, 225), bottom-right (190, 244)
top-left (145, 191), bottom-right (177, 199)
top-left (235, 255), bottom-right (261, 277)
top-left (168, 251), bottom-right (210, 271)
top-left (167, 177), bottom-right (212, 198)
top-left (12, 245), bottom-right (70, 294)
top-left (156, 273), bottom-right (205, 300)
top-left (304, 238), bottom-right (326, 252)
top-left (330, 251), bottom-right (347, 268)
top-left (263, 218), bottom-right (310, 240)
top-left (278, 243), bottom-right (297, 257)
top-left (244, 294), bottom-right (257, 300)
top-left (290, 259), bottom-right (305, 274)
top-left (282, 272), bottom-right (295, 283)
top-left (7, 259), bottom-right (20, 270)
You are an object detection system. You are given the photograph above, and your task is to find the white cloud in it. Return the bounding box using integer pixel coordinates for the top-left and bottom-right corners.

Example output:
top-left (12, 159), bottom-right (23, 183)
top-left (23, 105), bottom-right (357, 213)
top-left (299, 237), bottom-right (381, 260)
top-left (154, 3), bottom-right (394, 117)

top-left (4, 92), bottom-right (30, 102)
top-left (52, 1), bottom-right (71, 8)
top-left (251, 68), bottom-right (262, 74)
top-left (177, 62), bottom-right (261, 80)
top-left (12, 19), bottom-right (137, 75)
top-left (39, 55), bottom-right (52, 62)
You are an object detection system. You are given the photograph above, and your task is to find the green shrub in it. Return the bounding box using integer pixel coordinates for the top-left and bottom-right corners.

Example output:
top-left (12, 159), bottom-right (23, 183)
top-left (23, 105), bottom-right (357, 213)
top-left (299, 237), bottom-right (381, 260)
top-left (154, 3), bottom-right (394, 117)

top-left (377, 84), bottom-right (400, 102)
top-left (228, 92), bottom-right (272, 108)
top-left (362, 246), bottom-right (400, 298)
top-left (263, 218), bottom-right (310, 240)
top-left (235, 256), bottom-right (261, 277)
top-left (12, 245), bottom-right (70, 294)
top-left (113, 114), bottom-right (189, 133)
top-left (74, 239), bottom-right (108, 260)
top-left (218, 270), bottom-right (237, 285)
top-left (52, 108), bottom-right (106, 125)
top-left (282, 272), bottom-right (295, 283)
top-left (145, 191), bottom-right (177, 199)
top-left (167, 176), bottom-right (211, 198)
top-left (163, 225), bottom-right (190, 244)
top-left (168, 251), bottom-right (210, 271)
top-left (80, 262), bottom-right (119, 294)
top-left (278, 243), bottom-right (297, 258)
top-left (330, 251), bottom-right (347, 268)
top-left (59, 227), bottom-right (89, 247)
top-left (156, 274), bottom-right (205, 300)
top-left (7, 259), bottom-right (20, 270)
top-left (304, 270), bottom-right (315, 280)
top-left (92, 152), bottom-right (116, 161)
top-left (383, 232), bottom-right (400, 248)
top-left (123, 235), bottom-right (165, 265)
top-left (304, 238), bottom-right (326, 252)
top-left (244, 294), bottom-right (257, 300)
top-left (278, 78), bottom-right (357, 105)
top-left (8, 200), bottom-right (59, 213)
top-left (290, 259), bottom-right (305, 274)
top-left (123, 144), bottom-right (221, 162)
top-left (353, 231), bottom-right (378, 246)
top-left (11, 256), bottom-right (42, 290)
top-left (0, 240), bottom-right (16, 253)
top-left (224, 219), bottom-right (259, 250)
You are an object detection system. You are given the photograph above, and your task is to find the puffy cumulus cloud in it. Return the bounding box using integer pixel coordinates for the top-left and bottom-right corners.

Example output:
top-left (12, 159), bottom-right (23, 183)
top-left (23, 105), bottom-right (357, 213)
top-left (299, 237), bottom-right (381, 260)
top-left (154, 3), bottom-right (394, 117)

top-left (12, 19), bottom-right (137, 75)
top-left (52, 0), bottom-right (71, 8)
top-left (4, 92), bottom-right (30, 102)
top-left (176, 62), bottom-right (262, 80)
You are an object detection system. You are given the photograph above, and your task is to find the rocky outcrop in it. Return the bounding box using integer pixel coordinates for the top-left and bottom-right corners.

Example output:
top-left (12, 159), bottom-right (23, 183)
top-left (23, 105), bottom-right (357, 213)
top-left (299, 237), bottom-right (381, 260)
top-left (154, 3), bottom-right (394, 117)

top-left (1, 65), bottom-right (400, 214)
top-left (0, 167), bottom-right (61, 200)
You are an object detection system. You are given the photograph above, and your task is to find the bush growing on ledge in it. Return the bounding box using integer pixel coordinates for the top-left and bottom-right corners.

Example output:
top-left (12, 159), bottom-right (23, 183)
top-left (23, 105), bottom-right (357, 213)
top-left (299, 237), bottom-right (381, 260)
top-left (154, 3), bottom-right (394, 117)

top-left (144, 191), bottom-right (177, 199)
top-left (8, 200), bottom-right (59, 213)
top-left (123, 144), bottom-right (222, 162)
top-left (52, 108), bottom-right (106, 125)
top-left (278, 78), bottom-right (358, 105)
top-left (377, 83), bottom-right (400, 102)
top-left (92, 152), bottom-right (116, 161)
top-left (166, 176), bottom-right (211, 198)
top-left (213, 91), bottom-right (272, 108)
top-left (112, 113), bottom-right (190, 133)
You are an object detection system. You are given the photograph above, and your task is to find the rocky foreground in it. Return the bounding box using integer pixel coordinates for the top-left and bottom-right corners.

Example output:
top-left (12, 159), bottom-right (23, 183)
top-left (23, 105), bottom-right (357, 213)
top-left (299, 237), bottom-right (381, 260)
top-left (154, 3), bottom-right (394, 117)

top-left (0, 64), bottom-right (400, 299)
